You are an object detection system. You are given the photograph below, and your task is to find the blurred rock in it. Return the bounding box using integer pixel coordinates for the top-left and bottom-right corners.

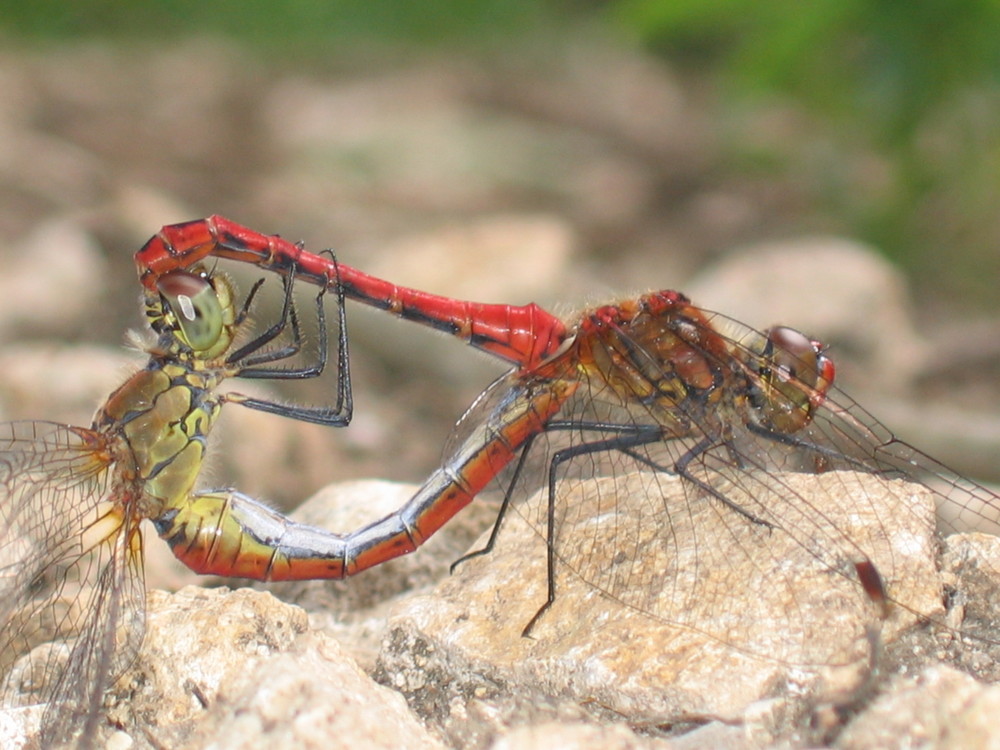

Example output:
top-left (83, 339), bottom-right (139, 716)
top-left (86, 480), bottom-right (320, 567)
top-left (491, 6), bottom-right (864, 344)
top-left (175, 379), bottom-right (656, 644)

top-left (0, 343), bottom-right (138, 424)
top-left (259, 66), bottom-right (541, 225)
top-left (114, 186), bottom-right (198, 244)
top-left (346, 214), bottom-right (574, 384)
top-left (259, 58), bottom-right (666, 237)
top-left (365, 215), bottom-right (572, 309)
top-left (477, 43), bottom-right (693, 163)
top-left (836, 665), bottom-right (1000, 750)
top-left (686, 237), bottom-right (926, 392)
top-left (0, 219), bottom-right (109, 341)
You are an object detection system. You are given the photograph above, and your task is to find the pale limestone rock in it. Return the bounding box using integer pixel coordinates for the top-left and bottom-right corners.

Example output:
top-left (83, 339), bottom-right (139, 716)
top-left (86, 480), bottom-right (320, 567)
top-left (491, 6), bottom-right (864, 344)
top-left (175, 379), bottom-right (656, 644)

top-left (378, 471), bottom-right (944, 744)
top-left (837, 665), bottom-right (1000, 750)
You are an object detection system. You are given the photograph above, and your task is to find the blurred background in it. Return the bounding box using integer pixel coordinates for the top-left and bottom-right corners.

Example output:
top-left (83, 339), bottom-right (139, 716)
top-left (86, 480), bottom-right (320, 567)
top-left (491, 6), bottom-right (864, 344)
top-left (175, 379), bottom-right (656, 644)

top-left (0, 0), bottom-right (998, 506)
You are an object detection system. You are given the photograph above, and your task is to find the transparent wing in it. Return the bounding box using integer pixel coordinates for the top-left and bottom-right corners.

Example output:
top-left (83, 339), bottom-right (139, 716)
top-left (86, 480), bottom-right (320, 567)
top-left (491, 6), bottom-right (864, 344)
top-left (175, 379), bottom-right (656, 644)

top-left (0, 420), bottom-right (146, 748)
top-left (40, 516), bottom-right (146, 749)
top-left (487, 311), bottom-right (999, 666)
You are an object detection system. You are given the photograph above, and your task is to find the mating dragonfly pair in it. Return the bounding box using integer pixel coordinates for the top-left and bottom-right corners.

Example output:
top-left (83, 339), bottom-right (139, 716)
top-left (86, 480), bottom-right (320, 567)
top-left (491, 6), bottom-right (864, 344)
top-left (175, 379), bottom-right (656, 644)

top-left (2, 216), bottom-right (998, 747)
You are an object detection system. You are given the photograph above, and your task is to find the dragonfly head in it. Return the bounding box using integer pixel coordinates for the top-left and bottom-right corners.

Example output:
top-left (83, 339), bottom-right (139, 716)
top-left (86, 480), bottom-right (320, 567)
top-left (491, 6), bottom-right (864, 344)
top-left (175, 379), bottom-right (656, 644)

top-left (149, 268), bottom-right (236, 358)
top-left (746, 326), bottom-right (835, 433)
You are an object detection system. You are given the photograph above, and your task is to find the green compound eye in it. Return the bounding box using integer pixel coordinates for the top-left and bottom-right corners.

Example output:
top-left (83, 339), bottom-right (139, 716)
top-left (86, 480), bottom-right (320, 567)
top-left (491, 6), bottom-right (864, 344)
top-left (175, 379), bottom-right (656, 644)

top-left (156, 271), bottom-right (224, 353)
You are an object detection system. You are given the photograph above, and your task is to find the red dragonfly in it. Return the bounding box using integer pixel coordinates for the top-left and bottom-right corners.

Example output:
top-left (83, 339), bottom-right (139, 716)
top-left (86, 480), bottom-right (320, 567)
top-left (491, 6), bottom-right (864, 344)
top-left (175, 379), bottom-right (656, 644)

top-left (135, 215), bottom-right (566, 370)
top-left (5, 222), bottom-right (996, 744)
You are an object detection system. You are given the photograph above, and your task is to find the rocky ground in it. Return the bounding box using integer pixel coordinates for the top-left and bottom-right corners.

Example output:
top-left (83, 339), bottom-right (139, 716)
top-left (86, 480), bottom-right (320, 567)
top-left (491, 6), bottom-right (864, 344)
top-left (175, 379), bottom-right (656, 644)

top-left (0, 36), bottom-right (999, 749)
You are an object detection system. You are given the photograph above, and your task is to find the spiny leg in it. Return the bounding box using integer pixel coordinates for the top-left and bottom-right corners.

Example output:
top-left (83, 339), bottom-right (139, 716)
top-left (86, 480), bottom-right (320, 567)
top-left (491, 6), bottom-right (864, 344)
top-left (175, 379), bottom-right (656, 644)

top-left (228, 262), bottom-right (318, 374)
top-left (451, 420), bottom-right (661, 570)
top-left (225, 253), bottom-right (352, 426)
top-left (674, 436), bottom-right (775, 529)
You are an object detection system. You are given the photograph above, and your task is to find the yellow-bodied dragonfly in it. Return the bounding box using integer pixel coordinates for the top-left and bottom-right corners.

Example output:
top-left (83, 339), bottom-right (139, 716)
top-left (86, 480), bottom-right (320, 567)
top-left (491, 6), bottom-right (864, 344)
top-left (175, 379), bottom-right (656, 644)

top-left (0, 263), bottom-right (354, 747)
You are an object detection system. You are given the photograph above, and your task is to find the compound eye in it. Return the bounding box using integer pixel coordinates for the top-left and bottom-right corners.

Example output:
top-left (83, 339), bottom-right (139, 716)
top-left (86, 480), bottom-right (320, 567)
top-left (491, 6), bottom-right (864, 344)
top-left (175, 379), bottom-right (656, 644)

top-left (766, 326), bottom-right (820, 388)
top-left (156, 271), bottom-right (224, 352)
top-left (752, 326), bottom-right (834, 433)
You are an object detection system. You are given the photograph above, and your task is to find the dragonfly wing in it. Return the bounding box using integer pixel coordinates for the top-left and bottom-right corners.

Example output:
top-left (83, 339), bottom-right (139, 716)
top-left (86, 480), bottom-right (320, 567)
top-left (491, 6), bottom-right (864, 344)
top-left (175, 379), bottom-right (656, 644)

top-left (782, 387), bottom-right (1000, 538)
top-left (41, 514), bottom-right (146, 749)
top-left (0, 420), bottom-right (145, 747)
top-left (439, 368), bottom-right (523, 462)
top-left (488, 308), bottom-right (987, 667)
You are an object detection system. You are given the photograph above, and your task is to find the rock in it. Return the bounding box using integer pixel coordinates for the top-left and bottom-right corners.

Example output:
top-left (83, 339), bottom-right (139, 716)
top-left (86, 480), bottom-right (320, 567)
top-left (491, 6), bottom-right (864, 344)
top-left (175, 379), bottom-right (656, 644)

top-left (936, 532), bottom-right (1000, 684)
top-left (104, 587), bottom-right (310, 745)
top-left (493, 721), bottom-right (673, 750)
top-left (265, 479), bottom-right (499, 668)
top-left (3, 467), bottom-right (1000, 749)
top-left (103, 587), bottom-right (444, 750)
top-left (0, 704), bottom-right (43, 750)
top-left (376, 471), bottom-right (944, 747)
top-left (836, 664), bottom-right (1000, 750)
top-left (191, 633), bottom-right (445, 750)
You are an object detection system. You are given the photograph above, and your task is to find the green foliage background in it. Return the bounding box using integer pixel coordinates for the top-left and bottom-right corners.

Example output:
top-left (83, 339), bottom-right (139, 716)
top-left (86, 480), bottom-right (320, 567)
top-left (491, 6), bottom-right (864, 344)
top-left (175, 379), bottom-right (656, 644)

top-left (616, 0), bottom-right (1000, 308)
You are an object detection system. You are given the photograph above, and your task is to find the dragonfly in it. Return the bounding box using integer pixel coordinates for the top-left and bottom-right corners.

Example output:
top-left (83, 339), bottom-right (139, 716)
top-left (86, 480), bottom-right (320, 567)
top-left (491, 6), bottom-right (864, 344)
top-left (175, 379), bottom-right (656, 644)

top-left (6, 232), bottom-right (995, 744)
top-left (150, 285), bottom-right (1000, 662)
top-left (135, 215), bottom-right (567, 370)
top-left (137, 272), bottom-right (1000, 663)
top-left (0, 256), bottom-right (363, 747)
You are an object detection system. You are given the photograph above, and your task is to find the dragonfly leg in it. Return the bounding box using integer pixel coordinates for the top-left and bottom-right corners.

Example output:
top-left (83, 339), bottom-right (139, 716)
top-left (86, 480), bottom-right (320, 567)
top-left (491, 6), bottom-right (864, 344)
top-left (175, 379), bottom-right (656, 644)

top-left (520, 424), bottom-right (664, 637)
top-left (450, 431), bottom-right (542, 573)
top-left (228, 262), bottom-right (322, 375)
top-left (320, 250), bottom-right (352, 418)
top-left (232, 276), bottom-right (267, 328)
top-left (224, 254), bottom-right (353, 426)
top-left (745, 421), bottom-right (881, 475)
top-left (451, 417), bottom-right (665, 575)
top-left (674, 436), bottom-right (775, 530)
